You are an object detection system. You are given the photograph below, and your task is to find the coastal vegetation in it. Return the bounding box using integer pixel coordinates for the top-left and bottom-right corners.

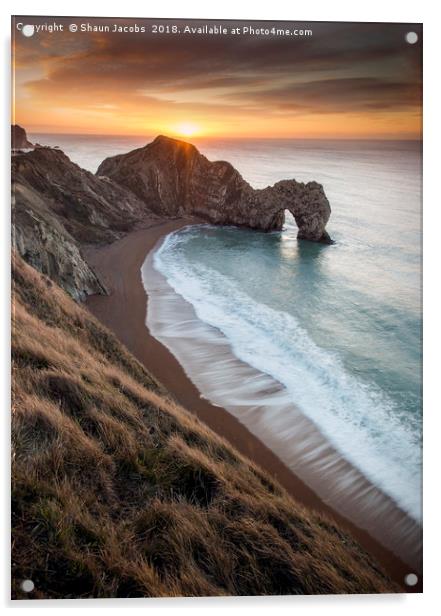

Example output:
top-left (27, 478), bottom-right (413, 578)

top-left (11, 254), bottom-right (397, 598)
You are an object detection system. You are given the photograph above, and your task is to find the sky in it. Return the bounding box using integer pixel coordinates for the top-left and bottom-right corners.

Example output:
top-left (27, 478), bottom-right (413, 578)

top-left (12, 17), bottom-right (422, 139)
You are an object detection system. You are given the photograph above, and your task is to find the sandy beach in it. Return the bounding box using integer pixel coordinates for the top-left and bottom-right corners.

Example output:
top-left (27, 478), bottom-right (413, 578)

top-left (85, 218), bottom-right (421, 592)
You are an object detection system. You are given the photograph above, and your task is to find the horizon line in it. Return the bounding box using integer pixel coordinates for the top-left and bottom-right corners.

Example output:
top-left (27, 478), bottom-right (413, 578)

top-left (25, 130), bottom-right (423, 142)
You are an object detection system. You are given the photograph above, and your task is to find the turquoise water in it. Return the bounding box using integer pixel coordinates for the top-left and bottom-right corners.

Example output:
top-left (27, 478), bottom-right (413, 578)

top-left (151, 140), bottom-right (422, 521)
top-left (34, 133), bottom-right (422, 522)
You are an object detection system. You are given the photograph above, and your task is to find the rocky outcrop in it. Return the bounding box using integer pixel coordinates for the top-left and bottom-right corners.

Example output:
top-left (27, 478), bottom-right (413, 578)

top-left (12, 133), bottom-right (332, 300)
top-left (97, 135), bottom-right (332, 243)
top-left (13, 147), bottom-right (153, 244)
top-left (13, 176), bottom-right (106, 301)
top-left (11, 125), bottom-right (33, 150)
top-left (12, 147), bottom-right (155, 300)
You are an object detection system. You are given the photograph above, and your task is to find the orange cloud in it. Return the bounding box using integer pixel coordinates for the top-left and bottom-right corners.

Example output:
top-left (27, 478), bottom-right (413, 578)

top-left (12, 17), bottom-right (422, 139)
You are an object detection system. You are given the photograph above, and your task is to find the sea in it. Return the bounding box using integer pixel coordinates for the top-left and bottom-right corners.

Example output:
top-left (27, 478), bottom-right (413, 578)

top-left (33, 133), bottom-right (422, 565)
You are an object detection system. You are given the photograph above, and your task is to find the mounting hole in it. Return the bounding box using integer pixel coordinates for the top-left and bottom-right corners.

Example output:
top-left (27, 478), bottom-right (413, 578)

top-left (405, 32), bottom-right (418, 45)
top-left (22, 25), bottom-right (35, 37)
top-left (404, 573), bottom-right (418, 587)
top-left (21, 579), bottom-right (35, 592)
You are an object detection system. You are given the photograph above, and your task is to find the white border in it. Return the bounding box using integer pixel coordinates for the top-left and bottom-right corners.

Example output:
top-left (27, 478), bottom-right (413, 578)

top-left (2, 1), bottom-right (439, 614)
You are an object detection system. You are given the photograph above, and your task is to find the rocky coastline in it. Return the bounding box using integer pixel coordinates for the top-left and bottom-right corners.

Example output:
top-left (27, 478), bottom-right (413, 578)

top-left (12, 127), bottom-right (332, 301)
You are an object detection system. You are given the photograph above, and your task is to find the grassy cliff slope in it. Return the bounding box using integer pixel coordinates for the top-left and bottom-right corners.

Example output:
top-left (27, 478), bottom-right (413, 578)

top-left (11, 255), bottom-right (396, 598)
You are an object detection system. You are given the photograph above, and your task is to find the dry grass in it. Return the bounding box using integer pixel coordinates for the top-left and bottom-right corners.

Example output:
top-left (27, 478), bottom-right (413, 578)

top-left (11, 254), bottom-right (397, 598)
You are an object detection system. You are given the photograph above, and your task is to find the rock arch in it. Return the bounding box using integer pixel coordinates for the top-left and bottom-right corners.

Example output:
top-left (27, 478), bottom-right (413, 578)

top-left (258, 179), bottom-right (332, 243)
top-left (97, 135), bottom-right (333, 244)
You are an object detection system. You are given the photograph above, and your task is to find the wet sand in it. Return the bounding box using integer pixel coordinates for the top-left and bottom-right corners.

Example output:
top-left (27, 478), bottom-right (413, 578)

top-left (84, 218), bottom-right (422, 592)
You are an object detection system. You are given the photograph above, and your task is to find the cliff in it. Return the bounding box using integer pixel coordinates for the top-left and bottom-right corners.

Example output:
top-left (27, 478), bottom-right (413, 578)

top-left (12, 134), bottom-right (332, 300)
top-left (12, 253), bottom-right (395, 598)
top-left (12, 147), bottom-right (156, 300)
top-left (98, 135), bottom-right (332, 243)
top-left (12, 179), bottom-right (106, 301)
top-left (11, 124), bottom-right (33, 149)
top-left (13, 147), bottom-right (152, 244)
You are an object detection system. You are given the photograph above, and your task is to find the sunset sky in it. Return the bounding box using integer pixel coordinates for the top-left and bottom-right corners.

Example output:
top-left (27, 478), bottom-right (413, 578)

top-left (12, 17), bottom-right (422, 139)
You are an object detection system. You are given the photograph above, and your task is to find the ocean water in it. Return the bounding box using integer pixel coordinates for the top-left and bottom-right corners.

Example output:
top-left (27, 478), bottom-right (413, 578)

top-left (147, 140), bottom-right (423, 523)
top-left (33, 133), bottom-right (422, 554)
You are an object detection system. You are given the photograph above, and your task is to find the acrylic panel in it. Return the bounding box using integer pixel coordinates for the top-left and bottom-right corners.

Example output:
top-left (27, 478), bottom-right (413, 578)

top-left (11, 16), bottom-right (422, 598)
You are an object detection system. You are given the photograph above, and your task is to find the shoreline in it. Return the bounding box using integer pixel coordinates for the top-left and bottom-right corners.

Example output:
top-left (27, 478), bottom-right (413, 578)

top-left (85, 219), bottom-right (421, 592)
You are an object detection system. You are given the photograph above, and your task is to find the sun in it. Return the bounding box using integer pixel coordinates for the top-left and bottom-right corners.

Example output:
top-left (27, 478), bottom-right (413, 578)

top-left (174, 122), bottom-right (200, 137)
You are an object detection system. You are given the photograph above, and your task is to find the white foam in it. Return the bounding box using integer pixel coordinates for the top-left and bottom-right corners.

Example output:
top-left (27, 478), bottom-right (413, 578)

top-left (150, 227), bottom-right (421, 523)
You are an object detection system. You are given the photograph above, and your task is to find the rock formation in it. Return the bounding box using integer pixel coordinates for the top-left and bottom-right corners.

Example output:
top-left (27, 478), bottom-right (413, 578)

top-left (12, 146), bottom-right (154, 300)
top-left (98, 135), bottom-right (332, 243)
top-left (13, 180), bottom-right (106, 301)
top-left (13, 147), bottom-right (153, 243)
top-left (11, 124), bottom-right (33, 150)
top-left (12, 133), bottom-right (332, 299)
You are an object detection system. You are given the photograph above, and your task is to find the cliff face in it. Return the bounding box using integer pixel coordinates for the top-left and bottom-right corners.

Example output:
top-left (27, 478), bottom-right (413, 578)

top-left (13, 147), bottom-right (151, 244)
top-left (12, 147), bottom-right (155, 300)
top-left (97, 135), bottom-right (332, 243)
top-left (12, 180), bottom-right (106, 301)
top-left (11, 124), bottom-right (33, 149)
top-left (12, 134), bottom-right (333, 300)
